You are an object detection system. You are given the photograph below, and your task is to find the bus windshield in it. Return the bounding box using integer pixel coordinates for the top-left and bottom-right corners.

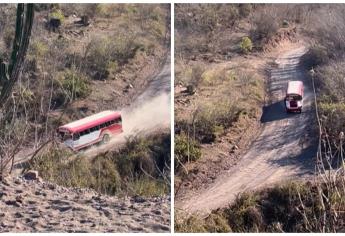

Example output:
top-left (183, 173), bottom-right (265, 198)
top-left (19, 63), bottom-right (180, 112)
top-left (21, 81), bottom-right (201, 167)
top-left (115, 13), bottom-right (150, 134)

top-left (58, 131), bottom-right (72, 141)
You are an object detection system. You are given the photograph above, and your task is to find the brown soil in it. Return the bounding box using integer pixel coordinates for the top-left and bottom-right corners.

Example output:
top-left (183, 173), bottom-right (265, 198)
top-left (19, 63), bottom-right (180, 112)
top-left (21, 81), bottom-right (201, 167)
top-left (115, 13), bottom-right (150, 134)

top-left (0, 176), bottom-right (170, 233)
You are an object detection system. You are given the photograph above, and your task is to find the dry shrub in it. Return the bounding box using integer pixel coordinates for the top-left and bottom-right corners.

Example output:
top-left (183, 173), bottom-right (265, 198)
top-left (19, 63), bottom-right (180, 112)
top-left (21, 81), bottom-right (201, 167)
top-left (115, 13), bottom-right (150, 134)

top-left (315, 62), bottom-right (345, 102)
top-left (310, 5), bottom-right (345, 58)
top-left (251, 6), bottom-right (280, 41)
top-left (175, 133), bottom-right (201, 171)
top-left (53, 67), bottom-right (90, 103)
top-left (85, 33), bottom-right (139, 80)
top-left (301, 45), bottom-right (329, 69)
top-left (176, 180), bottom-right (345, 232)
top-left (313, 61), bottom-right (345, 148)
top-left (192, 102), bottom-right (243, 143)
top-left (29, 133), bottom-right (170, 197)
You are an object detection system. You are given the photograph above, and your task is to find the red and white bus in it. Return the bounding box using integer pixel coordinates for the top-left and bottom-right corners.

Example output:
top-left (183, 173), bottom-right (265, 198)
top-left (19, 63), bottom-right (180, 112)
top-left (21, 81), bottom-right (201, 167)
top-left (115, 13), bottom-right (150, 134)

top-left (285, 80), bottom-right (304, 113)
top-left (57, 110), bottom-right (123, 151)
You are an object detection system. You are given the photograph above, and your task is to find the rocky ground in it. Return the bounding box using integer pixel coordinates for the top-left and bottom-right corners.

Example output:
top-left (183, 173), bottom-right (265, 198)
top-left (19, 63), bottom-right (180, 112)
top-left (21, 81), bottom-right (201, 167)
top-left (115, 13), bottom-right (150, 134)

top-left (0, 174), bottom-right (170, 233)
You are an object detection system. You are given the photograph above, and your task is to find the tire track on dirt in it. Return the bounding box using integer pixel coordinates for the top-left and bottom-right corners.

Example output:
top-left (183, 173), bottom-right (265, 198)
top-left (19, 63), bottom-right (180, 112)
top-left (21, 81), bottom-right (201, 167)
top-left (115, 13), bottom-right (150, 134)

top-left (176, 46), bottom-right (317, 215)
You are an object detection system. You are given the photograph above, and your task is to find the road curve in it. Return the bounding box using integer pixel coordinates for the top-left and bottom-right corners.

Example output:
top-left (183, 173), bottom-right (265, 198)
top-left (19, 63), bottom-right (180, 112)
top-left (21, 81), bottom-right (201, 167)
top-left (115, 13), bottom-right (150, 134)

top-left (177, 46), bottom-right (317, 215)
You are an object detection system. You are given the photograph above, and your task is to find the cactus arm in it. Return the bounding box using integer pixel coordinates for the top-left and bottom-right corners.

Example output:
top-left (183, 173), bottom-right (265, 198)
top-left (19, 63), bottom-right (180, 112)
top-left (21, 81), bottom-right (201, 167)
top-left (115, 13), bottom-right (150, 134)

top-left (0, 4), bottom-right (34, 106)
top-left (0, 59), bottom-right (9, 85)
top-left (8, 3), bottom-right (24, 75)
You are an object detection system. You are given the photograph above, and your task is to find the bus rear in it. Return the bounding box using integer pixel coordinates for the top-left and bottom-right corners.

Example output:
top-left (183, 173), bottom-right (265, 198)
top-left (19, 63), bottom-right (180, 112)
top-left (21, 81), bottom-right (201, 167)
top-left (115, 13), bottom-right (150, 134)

top-left (285, 81), bottom-right (304, 113)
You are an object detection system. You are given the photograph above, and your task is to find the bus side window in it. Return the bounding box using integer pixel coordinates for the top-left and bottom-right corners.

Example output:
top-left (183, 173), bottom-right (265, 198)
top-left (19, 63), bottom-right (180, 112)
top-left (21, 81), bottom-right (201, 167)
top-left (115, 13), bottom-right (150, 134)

top-left (73, 133), bottom-right (80, 141)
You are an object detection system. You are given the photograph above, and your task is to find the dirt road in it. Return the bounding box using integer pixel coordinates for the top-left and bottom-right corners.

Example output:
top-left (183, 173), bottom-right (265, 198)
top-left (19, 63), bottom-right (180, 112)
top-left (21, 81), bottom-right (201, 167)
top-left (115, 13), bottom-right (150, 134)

top-left (177, 46), bottom-right (317, 215)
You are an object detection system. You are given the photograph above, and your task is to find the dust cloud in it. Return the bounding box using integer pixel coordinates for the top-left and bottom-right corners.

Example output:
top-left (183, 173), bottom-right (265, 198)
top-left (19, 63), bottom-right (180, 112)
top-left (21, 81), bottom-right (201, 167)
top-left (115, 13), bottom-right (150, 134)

top-left (82, 92), bottom-right (170, 157)
top-left (82, 54), bottom-right (171, 156)
top-left (122, 92), bottom-right (171, 136)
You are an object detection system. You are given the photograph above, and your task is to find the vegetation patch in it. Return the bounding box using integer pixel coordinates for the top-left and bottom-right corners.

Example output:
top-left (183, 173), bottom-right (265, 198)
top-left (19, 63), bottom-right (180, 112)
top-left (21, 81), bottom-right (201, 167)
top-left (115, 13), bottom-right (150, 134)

top-left (29, 133), bottom-right (170, 197)
top-left (174, 133), bottom-right (201, 172)
top-left (240, 36), bottom-right (253, 54)
top-left (175, 181), bottom-right (345, 232)
top-left (53, 67), bottom-right (90, 104)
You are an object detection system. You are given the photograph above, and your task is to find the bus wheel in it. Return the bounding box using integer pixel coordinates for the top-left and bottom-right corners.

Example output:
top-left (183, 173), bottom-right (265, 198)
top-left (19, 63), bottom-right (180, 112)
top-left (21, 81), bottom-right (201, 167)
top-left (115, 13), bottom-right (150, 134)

top-left (102, 134), bottom-right (110, 144)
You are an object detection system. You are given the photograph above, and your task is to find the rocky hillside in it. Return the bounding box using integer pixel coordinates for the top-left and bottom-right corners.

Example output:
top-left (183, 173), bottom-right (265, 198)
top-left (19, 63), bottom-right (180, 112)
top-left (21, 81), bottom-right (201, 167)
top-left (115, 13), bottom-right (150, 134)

top-left (0, 174), bottom-right (170, 233)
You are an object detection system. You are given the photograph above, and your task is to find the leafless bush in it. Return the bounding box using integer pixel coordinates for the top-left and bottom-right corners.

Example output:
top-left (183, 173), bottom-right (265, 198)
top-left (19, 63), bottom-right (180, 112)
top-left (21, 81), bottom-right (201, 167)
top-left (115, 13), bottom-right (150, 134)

top-left (305, 5), bottom-right (345, 59)
top-left (301, 45), bottom-right (329, 69)
top-left (251, 6), bottom-right (280, 41)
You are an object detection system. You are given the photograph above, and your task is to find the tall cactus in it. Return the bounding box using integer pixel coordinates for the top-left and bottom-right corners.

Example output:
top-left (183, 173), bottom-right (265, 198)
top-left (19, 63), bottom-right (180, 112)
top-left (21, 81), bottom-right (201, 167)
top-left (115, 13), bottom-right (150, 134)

top-left (0, 3), bottom-right (34, 107)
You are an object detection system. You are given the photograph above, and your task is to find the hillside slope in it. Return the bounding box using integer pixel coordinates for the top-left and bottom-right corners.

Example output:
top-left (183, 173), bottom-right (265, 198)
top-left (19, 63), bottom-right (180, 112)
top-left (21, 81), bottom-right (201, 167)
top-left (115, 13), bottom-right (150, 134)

top-left (0, 175), bottom-right (170, 232)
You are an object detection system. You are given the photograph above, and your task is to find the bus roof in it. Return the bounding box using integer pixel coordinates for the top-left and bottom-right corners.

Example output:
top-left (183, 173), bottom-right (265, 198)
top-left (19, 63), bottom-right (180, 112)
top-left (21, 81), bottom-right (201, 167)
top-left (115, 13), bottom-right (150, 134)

top-left (59, 110), bottom-right (121, 133)
top-left (287, 80), bottom-right (303, 96)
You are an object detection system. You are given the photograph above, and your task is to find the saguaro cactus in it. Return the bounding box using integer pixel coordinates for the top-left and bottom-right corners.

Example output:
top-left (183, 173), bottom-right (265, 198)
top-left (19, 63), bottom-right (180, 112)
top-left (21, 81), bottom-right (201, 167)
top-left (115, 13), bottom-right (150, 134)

top-left (0, 3), bottom-right (34, 107)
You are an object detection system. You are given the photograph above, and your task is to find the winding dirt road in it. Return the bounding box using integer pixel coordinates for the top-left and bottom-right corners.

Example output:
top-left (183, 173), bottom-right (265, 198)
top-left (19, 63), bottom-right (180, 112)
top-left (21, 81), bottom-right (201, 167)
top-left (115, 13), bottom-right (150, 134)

top-left (177, 46), bottom-right (318, 215)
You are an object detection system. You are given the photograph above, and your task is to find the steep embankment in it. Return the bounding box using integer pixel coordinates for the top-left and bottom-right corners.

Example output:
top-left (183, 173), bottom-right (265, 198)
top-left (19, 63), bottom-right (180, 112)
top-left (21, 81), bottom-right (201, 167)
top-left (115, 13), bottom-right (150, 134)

top-left (177, 45), bottom-right (317, 215)
top-left (0, 175), bottom-right (170, 232)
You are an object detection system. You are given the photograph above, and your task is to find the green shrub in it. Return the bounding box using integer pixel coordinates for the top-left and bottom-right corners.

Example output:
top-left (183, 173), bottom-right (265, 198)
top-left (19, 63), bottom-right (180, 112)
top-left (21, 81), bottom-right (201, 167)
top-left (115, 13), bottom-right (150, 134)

top-left (30, 40), bottom-right (48, 58)
top-left (127, 177), bottom-right (169, 197)
top-left (90, 155), bottom-right (121, 194)
top-left (175, 134), bottom-right (201, 170)
top-left (30, 148), bottom-right (121, 195)
top-left (224, 192), bottom-right (260, 232)
top-left (282, 20), bottom-right (289, 28)
top-left (85, 34), bottom-right (139, 80)
top-left (175, 214), bottom-right (208, 233)
top-left (175, 180), bottom-right (345, 232)
top-left (319, 102), bottom-right (345, 141)
top-left (29, 134), bottom-right (170, 197)
top-left (54, 67), bottom-right (90, 102)
top-left (204, 213), bottom-right (232, 232)
top-left (49, 9), bottom-right (65, 22)
top-left (240, 36), bottom-right (253, 54)
top-left (193, 103), bottom-right (243, 143)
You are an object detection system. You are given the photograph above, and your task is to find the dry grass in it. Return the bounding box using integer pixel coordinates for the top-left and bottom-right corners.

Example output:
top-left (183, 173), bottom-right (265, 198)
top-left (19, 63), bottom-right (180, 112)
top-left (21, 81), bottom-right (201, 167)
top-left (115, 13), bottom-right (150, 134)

top-left (28, 133), bottom-right (170, 197)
